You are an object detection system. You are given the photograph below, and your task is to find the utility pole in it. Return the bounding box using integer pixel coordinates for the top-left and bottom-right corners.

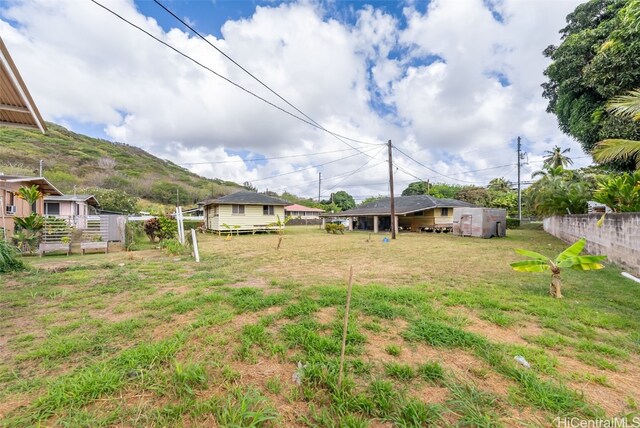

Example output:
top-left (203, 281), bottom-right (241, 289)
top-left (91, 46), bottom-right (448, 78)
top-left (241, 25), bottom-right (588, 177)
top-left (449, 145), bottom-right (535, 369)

top-left (517, 136), bottom-right (523, 222)
top-left (388, 140), bottom-right (396, 239)
top-left (318, 172), bottom-right (321, 202)
top-left (39, 160), bottom-right (43, 177)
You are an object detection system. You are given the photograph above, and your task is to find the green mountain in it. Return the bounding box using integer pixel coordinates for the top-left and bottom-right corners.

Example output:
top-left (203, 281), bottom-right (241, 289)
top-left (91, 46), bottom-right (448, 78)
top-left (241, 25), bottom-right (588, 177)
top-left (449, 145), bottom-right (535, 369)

top-left (0, 123), bottom-right (242, 207)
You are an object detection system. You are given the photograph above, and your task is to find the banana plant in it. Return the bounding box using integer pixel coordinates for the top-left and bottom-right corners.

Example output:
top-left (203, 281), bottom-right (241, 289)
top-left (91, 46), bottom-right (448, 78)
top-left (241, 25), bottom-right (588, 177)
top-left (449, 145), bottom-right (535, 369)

top-left (510, 238), bottom-right (606, 298)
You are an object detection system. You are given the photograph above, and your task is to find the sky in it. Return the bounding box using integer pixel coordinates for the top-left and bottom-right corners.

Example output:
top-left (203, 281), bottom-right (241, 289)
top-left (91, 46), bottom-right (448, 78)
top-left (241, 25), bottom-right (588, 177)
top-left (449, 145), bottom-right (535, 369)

top-left (0, 0), bottom-right (591, 201)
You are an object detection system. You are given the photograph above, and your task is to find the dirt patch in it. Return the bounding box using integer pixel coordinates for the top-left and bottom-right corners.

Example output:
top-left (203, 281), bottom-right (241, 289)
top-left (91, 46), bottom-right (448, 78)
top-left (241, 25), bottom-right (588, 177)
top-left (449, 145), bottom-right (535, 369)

top-left (557, 354), bottom-right (640, 416)
top-left (150, 312), bottom-right (195, 340)
top-left (461, 310), bottom-right (543, 346)
top-left (223, 307), bottom-right (282, 334)
top-left (315, 307), bottom-right (338, 324)
top-left (363, 332), bottom-right (514, 398)
top-left (0, 393), bottom-right (33, 419)
top-left (226, 278), bottom-right (270, 289)
top-left (410, 384), bottom-right (449, 404)
top-left (229, 358), bottom-right (309, 427)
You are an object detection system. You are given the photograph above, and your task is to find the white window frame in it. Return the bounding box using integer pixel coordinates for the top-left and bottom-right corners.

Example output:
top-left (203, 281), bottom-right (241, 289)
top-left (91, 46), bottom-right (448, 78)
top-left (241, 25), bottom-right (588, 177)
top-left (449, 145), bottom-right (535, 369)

top-left (263, 205), bottom-right (274, 215)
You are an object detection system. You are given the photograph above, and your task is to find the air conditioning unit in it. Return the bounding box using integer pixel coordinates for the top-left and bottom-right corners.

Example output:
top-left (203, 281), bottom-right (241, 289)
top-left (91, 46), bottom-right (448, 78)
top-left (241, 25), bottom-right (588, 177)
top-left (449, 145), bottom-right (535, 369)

top-left (6, 205), bottom-right (16, 214)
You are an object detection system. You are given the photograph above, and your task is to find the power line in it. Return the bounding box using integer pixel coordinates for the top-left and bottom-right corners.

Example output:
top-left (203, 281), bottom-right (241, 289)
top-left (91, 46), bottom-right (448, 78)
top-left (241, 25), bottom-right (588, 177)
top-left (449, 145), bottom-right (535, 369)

top-left (152, 0), bottom-right (384, 152)
top-left (90, 0), bottom-right (384, 151)
top-left (327, 148), bottom-right (387, 191)
top-left (180, 147), bottom-right (368, 165)
top-left (250, 145), bottom-right (382, 183)
top-left (393, 145), bottom-right (483, 184)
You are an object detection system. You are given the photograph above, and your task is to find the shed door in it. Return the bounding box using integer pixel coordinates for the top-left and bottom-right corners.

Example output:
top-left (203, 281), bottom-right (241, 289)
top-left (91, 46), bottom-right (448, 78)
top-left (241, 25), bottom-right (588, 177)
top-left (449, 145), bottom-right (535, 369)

top-left (461, 215), bottom-right (472, 236)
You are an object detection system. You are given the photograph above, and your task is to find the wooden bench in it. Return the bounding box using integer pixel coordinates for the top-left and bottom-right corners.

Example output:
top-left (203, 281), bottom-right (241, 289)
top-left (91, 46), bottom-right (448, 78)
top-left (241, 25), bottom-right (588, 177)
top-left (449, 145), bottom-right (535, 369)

top-left (81, 241), bottom-right (109, 255)
top-left (39, 242), bottom-right (71, 257)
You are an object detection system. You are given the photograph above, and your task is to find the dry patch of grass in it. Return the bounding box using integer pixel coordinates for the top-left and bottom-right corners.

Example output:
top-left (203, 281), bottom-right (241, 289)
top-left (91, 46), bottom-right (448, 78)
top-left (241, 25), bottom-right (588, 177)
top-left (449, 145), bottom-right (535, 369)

top-left (1, 227), bottom-right (638, 426)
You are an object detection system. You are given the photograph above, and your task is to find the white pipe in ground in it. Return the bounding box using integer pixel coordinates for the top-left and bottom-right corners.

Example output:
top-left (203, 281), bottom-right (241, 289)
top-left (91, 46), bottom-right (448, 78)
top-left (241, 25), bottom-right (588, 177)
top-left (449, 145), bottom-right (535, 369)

top-left (622, 272), bottom-right (640, 284)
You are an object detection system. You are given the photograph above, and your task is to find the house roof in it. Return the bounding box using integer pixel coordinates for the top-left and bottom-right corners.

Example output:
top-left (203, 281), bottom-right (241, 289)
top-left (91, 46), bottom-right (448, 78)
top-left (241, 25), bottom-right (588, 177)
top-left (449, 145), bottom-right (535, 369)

top-left (44, 194), bottom-right (100, 206)
top-left (0, 175), bottom-right (62, 195)
top-left (0, 37), bottom-right (46, 133)
top-left (203, 191), bottom-right (289, 206)
top-left (285, 204), bottom-right (324, 212)
top-left (325, 195), bottom-right (475, 217)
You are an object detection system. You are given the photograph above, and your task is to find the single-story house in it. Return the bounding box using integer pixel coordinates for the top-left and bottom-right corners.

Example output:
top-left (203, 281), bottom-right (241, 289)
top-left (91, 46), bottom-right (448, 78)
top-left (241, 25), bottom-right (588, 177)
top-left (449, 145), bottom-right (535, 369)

top-left (285, 204), bottom-right (324, 219)
top-left (0, 36), bottom-right (47, 132)
top-left (322, 195), bottom-right (475, 233)
top-left (44, 194), bottom-right (100, 228)
top-left (0, 175), bottom-right (62, 238)
top-left (202, 191), bottom-right (290, 233)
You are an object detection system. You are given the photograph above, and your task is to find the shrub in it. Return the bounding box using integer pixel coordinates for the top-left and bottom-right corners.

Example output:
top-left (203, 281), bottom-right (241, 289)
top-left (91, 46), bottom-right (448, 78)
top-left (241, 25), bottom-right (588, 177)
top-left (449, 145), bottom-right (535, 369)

top-left (157, 216), bottom-right (178, 241)
top-left (143, 217), bottom-right (160, 242)
top-left (506, 218), bottom-right (520, 229)
top-left (160, 239), bottom-right (185, 255)
top-left (325, 223), bottom-right (345, 234)
top-left (0, 240), bottom-right (25, 273)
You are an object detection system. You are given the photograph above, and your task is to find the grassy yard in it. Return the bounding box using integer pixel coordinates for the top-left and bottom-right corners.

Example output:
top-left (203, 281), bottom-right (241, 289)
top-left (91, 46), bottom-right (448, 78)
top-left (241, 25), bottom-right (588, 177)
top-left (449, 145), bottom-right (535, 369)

top-left (1, 226), bottom-right (638, 427)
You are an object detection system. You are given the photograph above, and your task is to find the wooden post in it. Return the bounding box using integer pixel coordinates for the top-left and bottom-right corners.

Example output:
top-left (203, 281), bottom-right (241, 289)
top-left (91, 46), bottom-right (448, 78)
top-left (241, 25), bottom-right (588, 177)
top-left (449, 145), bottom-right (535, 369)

top-left (191, 228), bottom-right (200, 262)
top-left (276, 236), bottom-right (283, 250)
top-left (338, 266), bottom-right (354, 387)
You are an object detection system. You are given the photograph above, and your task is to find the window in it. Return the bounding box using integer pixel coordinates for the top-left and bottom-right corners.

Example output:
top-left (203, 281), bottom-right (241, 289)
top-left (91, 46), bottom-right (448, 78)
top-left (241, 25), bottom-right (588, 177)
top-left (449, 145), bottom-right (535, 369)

top-left (45, 202), bottom-right (60, 215)
top-left (232, 204), bottom-right (245, 215)
top-left (263, 205), bottom-right (274, 215)
top-left (75, 203), bottom-right (80, 216)
top-left (414, 211), bottom-right (424, 216)
top-left (31, 201), bottom-right (37, 214)
top-left (440, 208), bottom-right (449, 216)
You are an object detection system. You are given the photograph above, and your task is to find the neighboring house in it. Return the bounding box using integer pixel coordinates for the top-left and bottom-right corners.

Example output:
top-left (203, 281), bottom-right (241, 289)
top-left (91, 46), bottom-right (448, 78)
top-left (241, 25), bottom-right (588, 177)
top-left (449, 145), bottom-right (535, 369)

top-left (284, 204), bottom-right (324, 219)
top-left (0, 36), bottom-right (47, 132)
top-left (0, 175), bottom-right (62, 237)
top-left (202, 191), bottom-right (289, 233)
top-left (44, 194), bottom-right (99, 228)
top-left (323, 195), bottom-right (475, 233)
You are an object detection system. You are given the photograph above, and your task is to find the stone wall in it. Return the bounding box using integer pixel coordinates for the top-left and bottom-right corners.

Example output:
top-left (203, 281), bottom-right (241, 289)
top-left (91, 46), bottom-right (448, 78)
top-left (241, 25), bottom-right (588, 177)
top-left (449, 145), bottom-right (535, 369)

top-left (543, 213), bottom-right (640, 276)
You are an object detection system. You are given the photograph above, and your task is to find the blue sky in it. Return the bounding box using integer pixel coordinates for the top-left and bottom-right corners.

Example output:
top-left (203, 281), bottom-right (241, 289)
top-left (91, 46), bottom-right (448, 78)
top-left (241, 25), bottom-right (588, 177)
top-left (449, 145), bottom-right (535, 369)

top-left (0, 0), bottom-right (590, 199)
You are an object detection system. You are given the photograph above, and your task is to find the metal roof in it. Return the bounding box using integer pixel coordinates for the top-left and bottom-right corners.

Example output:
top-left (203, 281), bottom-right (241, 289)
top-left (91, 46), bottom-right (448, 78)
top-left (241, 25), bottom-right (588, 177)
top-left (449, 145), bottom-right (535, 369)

top-left (44, 194), bottom-right (100, 206)
top-left (285, 204), bottom-right (324, 212)
top-left (325, 195), bottom-right (475, 217)
top-left (0, 37), bottom-right (46, 132)
top-left (0, 175), bottom-right (62, 195)
top-left (204, 191), bottom-right (290, 206)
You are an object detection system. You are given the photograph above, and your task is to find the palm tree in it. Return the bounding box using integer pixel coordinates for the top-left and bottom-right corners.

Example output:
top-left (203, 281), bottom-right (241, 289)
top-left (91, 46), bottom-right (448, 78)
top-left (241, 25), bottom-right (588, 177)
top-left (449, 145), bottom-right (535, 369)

top-left (542, 146), bottom-right (573, 169)
top-left (592, 89), bottom-right (640, 169)
top-left (531, 165), bottom-right (569, 179)
top-left (488, 177), bottom-right (511, 192)
top-left (16, 185), bottom-right (43, 214)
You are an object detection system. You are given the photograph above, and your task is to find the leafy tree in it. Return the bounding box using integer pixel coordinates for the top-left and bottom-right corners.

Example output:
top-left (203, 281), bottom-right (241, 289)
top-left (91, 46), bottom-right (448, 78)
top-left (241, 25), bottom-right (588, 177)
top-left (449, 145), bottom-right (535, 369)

top-left (429, 183), bottom-right (463, 199)
top-left (593, 171), bottom-right (640, 211)
top-left (456, 186), bottom-right (491, 206)
top-left (542, 146), bottom-right (574, 169)
top-left (511, 238), bottom-right (606, 298)
top-left (81, 187), bottom-right (138, 214)
top-left (359, 195), bottom-right (386, 206)
top-left (401, 181), bottom-right (429, 196)
top-left (331, 191), bottom-right (355, 211)
top-left (527, 169), bottom-right (594, 216)
top-left (542, 0), bottom-right (640, 168)
top-left (593, 89), bottom-right (640, 168)
top-left (149, 181), bottom-right (188, 205)
top-left (243, 181), bottom-right (257, 192)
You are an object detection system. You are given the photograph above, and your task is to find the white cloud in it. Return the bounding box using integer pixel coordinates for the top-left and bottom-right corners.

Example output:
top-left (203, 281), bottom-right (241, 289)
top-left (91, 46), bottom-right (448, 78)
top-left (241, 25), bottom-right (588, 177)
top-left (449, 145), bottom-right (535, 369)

top-left (0, 0), bottom-right (591, 199)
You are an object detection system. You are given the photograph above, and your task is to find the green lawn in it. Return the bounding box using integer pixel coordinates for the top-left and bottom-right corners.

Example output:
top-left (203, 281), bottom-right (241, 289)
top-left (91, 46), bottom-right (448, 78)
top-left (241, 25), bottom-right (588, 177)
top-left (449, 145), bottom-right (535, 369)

top-left (0, 227), bottom-right (638, 427)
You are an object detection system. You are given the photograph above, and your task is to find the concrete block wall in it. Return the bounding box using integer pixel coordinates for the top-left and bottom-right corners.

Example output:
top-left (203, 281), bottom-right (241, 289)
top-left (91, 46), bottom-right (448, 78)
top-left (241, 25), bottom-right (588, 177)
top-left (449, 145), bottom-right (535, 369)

top-left (543, 213), bottom-right (640, 276)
